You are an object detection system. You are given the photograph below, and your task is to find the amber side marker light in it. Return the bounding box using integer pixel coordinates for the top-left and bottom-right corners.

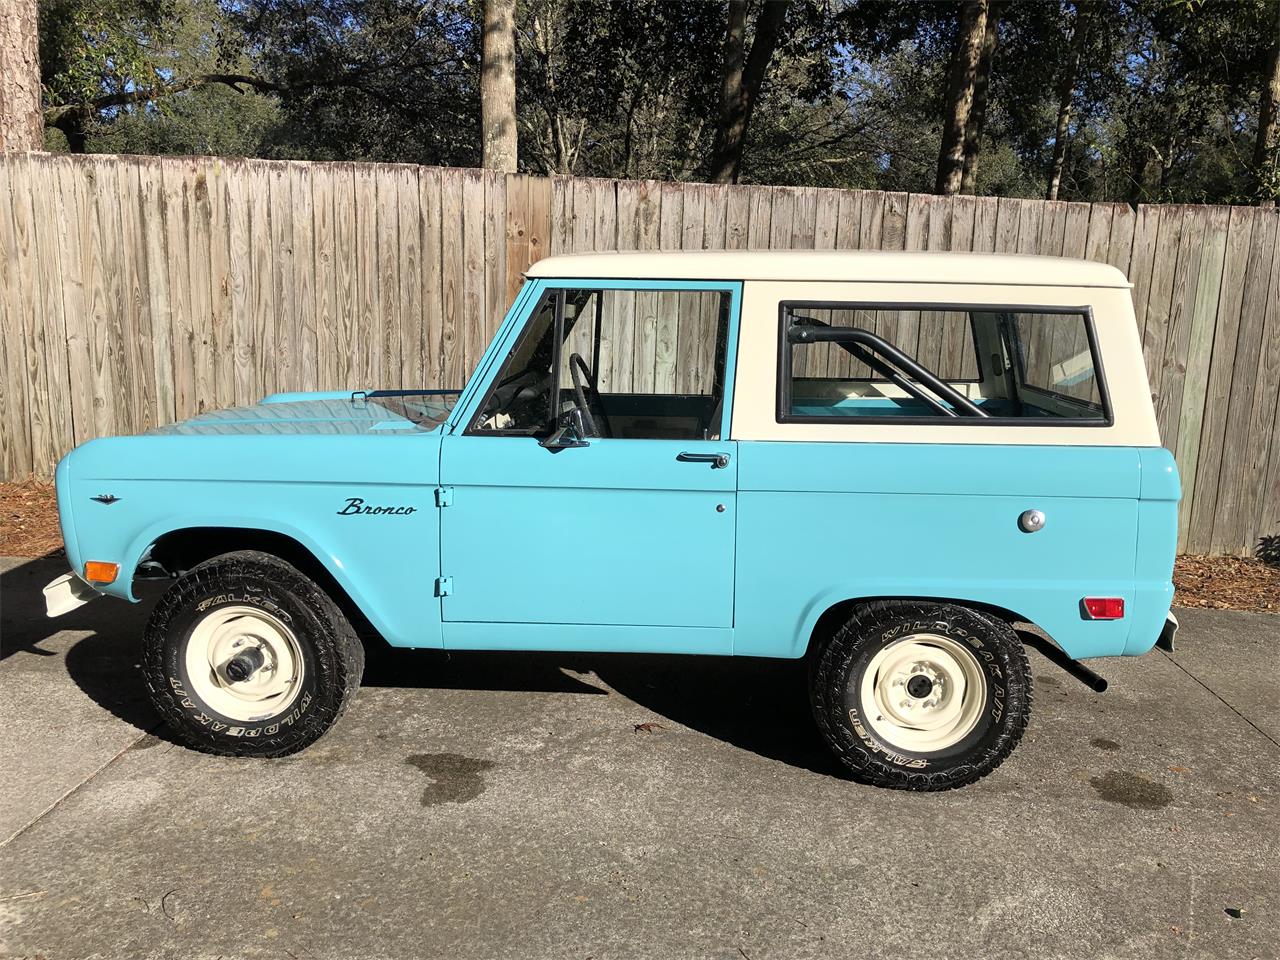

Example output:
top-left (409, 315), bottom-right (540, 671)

top-left (1082, 597), bottom-right (1125, 620)
top-left (84, 561), bottom-right (119, 584)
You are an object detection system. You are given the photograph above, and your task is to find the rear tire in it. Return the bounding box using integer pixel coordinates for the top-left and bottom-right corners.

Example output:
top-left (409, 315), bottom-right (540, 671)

top-left (810, 600), bottom-right (1031, 790)
top-left (142, 550), bottom-right (364, 757)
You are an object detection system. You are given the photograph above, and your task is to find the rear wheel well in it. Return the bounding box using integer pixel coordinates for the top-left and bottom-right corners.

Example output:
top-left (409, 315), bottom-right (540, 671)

top-left (804, 596), bottom-right (1032, 659)
top-left (139, 527), bottom-right (381, 645)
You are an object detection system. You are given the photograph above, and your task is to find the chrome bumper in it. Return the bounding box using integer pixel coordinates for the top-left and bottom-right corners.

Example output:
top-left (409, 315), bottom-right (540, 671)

top-left (43, 572), bottom-right (100, 617)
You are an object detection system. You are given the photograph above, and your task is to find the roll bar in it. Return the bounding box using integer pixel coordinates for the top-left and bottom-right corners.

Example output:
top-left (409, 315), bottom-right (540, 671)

top-left (787, 322), bottom-right (989, 419)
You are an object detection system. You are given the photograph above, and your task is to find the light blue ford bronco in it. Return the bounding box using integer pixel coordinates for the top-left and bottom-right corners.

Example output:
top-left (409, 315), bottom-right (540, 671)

top-left (46, 251), bottom-right (1180, 790)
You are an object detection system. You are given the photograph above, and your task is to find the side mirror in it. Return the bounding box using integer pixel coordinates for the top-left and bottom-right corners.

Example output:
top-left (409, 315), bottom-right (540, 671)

top-left (539, 408), bottom-right (591, 452)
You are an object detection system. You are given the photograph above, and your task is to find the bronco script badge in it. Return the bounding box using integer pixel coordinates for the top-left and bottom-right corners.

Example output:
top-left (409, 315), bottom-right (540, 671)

top-left (336, 497), bottom-right (418, 516)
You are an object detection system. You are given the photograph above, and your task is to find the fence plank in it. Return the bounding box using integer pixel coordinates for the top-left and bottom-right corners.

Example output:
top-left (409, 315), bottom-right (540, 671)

top-left (76, 160), bottom-right (118, 436)
top-left (268, 162), bottom-right (296, 397)
top-left (613, 179), bottom-right (643, 388)
top-left (137, 160), bottom-right (176, 423)
top-left (1210, 210), bottom-right (1278, 554)
top-left (1239, 224), bottom-right (1280, 555)
top-left (376, 165), bottom-right (402, 386)
top-left (654, 183), bottom-right (683, 393)
top-left (592, 177), bottom-right (617, 252)
top-left (769, 187), bottom-right (795, 249)
top-left (1015, 199), bottom-right (1043, 254)
top-left (26, 154), bottom-right (74, 463)
top-left (290, 163), bottom-right (318, 393)
top-left (1174, 206), bottom-right (1231, 546)
top-left (439, 168), bottom-right (464, 387)
top-left (482, 168), bottom-right (507, 350)
top-left (1060, 203), bottom-right (1090, 258)
top-left (993, 198), bottom-right (1021, 252)
top-left (353, 164), bottom-right (380, 388)
top-left (180, 160), bottom-right (212, 419)
top-left (1156, 206), bottom-right (1205, 449)
top-left (747, 187), bottom-right (772, 248)
top-left (311, 165), bottom-right (337, 394)
top-left (725, 187), bottom-right (749, 249)
top-left (1106, 203), bottom-right (1137, 276)
top-left (419, 166), bottom-right (444, 386)
top-left (1126, 204), bottom-right (1161, 357)
top-left (1038, 200), bottom-right (1068, 255)
top-left (0, 157), bottom-right (34, 478)
top-left (399, 165), bottom-right (424, 386)
top-left (225, 160), bottom-right (254, 405)
top-left (1186, 206), bottom-right (1256, 553)
top-left (1141, 206), bottom-right (1183, 412)
top-left (246, 162), bottom-right (276, 399)
top-left (5, 158), bottom-right (39, 471)
top-left (881, 193), bottom-right (907, 250)
top-left (461, 168), bottom-right (487, 379)
top-left (971, 196), bottom-right (998, 252)
top-left (332, 164), bottom-right (358, 390)
top-left (676, 184), bottom-right (706, 392)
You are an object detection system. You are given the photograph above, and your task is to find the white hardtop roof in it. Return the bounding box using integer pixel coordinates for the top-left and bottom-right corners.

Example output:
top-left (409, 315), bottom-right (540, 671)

top-left (526, 250), bottom-right (1131, 288)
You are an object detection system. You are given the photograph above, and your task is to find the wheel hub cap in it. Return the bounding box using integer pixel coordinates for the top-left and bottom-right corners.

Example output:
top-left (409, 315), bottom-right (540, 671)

top-left (184, 606), bottom-right (305, 723)
top-left (858, 634), bottom-right (988, 754)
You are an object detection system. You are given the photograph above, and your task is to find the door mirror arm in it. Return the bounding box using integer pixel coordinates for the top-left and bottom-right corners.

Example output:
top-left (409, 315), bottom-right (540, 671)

top-left (539, 408), bottom-right (591, 452)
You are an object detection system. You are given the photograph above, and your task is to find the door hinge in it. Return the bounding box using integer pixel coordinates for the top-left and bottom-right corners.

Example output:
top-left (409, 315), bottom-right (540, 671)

top-left (434, 486), bottom-right (453, 507)
top-left (434, 576), bottom-right (452, 597)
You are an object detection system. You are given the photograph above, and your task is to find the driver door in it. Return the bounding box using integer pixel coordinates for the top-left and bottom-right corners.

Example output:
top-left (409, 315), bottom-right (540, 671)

top-left (437, 280), bottom-right (741, 648)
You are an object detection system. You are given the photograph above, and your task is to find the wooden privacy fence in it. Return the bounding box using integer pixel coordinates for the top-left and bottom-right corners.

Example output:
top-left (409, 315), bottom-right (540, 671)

top-left (1, 152), bottom-right (1278, 556)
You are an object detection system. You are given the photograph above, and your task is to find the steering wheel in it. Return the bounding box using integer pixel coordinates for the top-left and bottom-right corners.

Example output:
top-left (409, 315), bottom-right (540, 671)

top-left (568, 352), bottom-right (609, 438)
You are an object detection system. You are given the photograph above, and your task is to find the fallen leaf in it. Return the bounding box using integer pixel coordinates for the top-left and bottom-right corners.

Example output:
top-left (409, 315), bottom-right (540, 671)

top-left (1169, 766), bottom-right (1190, 774)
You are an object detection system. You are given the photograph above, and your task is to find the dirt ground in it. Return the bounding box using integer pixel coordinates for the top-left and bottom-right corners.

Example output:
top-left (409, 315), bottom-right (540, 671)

top-left (0, 481), bottom-right (62, 559)
top-left (3, 480), bottom-right (1277, 613)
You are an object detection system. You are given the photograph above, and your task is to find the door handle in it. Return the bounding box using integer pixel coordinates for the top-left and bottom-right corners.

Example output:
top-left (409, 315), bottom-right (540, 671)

top-left (677, 451), bottom-right (731, 469)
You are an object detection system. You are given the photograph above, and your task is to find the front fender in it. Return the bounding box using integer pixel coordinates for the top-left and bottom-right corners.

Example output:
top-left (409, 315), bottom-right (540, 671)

top-left (56, 435), bottom-right (443, 649)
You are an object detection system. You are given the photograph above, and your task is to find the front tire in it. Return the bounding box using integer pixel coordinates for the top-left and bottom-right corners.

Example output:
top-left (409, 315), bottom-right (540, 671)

top-left (811, 601), bottom-right (1031, 791)
top-left (142, 550), bottom-right (364, 757)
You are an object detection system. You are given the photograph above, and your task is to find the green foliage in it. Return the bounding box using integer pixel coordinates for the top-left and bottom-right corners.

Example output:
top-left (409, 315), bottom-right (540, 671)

top-left (86, 84), bottom-right (285, 155)
top-left (34, 0), bottom-right (1280, 204)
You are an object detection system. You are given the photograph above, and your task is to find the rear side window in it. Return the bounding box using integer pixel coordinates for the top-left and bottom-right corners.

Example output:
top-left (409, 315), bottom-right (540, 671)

top-left (1009, 311), bottom-right (1104, 409)
top-left (779, 302), bottom-right (1109, 424)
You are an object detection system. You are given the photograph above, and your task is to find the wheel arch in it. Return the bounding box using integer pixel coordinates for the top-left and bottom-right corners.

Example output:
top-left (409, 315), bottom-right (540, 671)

top-left (802, 594), bottom-right (1036, 660)
top-left (136, 525), bottom-right (384, 646)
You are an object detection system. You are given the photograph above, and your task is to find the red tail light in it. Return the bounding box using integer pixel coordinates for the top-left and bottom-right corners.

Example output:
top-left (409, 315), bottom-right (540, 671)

top-left (1083, 597), bottom-right (1125, 620)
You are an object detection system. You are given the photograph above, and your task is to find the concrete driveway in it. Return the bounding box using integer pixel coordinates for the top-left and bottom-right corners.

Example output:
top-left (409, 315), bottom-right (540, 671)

top-left (1, 554), bottom-right (1277, 960)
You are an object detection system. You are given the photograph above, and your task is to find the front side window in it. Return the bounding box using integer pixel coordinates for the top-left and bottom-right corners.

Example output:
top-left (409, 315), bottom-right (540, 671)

top-left (471, 286), bottom-right (732, 440)
top-left (780, 302), bottom-right (1108, 424)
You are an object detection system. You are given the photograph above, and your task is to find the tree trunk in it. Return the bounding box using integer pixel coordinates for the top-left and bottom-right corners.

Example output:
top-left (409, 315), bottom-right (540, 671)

top-left (1045, 1), bottom-right (1092, 202)
top-left (1252, 0), bottom-right (1280, 206)
top-left (481, 0), bottom-right (518, 172)
top-left (0, 0), bottom-right (42, 152)
top-left (707, 0), bottom-right (790, 185)
top-left (934, 0), bottom-right (989, 196)
top-left (960, 1), bottom-right (1003, 195)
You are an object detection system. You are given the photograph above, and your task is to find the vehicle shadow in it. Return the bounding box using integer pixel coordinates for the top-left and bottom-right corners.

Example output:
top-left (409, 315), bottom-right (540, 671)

top-left (587, 652), bottom-right (847, 778)
top-left (4, 555), bottom-right (845, 777)
top-left (2, 552), bottom-right (162, 736)
top-left (366, 644), bottom-right (847, 778)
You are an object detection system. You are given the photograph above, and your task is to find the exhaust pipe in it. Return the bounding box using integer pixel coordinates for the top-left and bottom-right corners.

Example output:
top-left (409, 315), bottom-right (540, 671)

top-left (1018, 631), bottom-right (1108, 693)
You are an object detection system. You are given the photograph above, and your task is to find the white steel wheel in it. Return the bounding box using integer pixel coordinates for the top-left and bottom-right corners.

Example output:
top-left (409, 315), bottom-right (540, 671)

top-left (184, 605), bottom-right (306, 723)
top-left (858, 633), bottom-right (988, 754)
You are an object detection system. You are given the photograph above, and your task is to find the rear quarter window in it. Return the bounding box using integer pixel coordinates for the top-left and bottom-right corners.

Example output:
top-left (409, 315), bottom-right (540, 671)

top-left (778, 301), bottom-right (1111, 425)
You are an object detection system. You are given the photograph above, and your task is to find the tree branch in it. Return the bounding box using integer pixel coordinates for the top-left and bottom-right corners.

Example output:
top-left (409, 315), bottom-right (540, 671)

top-left (44, 73), bottom-right (284, 123)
